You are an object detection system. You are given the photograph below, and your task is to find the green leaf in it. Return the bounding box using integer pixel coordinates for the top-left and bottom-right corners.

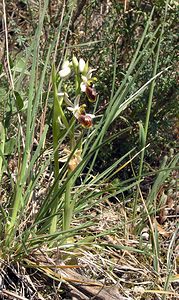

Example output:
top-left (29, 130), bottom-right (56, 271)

top-left (12, 56), bottom-right (29, 75)
top-left (14, 91), bottom-right (24, 111)
top-left (4, 137), bottom-right (16, 155)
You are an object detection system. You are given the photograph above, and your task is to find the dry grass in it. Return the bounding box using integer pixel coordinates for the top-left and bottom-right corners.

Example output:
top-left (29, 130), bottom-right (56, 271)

top-left (0, 1), bottom-right (178, 299)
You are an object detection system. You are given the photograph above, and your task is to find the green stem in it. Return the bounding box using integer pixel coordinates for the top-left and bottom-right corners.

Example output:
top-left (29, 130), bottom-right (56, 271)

top-left (62, 66), bottom-right (80, 232)
top-left (50, 65), bottom-right (61, 234)
top-left (0, 122), bottom-right (5, 182)
top-left (50, 64), bottom-right (75, 234)
top-left (62, 120), bottom-right (76, 232)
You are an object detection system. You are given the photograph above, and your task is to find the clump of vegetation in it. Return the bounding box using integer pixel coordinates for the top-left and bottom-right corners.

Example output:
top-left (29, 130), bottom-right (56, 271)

top-left (0, 1), bottom-right (178, 299)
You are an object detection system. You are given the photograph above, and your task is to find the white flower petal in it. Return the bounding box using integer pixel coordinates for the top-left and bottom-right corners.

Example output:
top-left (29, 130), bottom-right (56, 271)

top-left (81, 75), bottom-right (88, 83)
top-left (87, 68), bottom-right (96, 77)
top-left (67, 104), bottom-right (81, 119)
top-left (58, 92), bottom-right (65, 97)
top-left (62, 60), bottom-right (70, 68)
top-left (59, 66), bottom-right (71, 79)
top-left (80, 82), bottom-right (86, 92)
top-left (58, 92), bottom-right (73, 106)
top-left (79, 58), bottom-right (86, 73)
top-left (86, 113), bottom-right (95, 119)
top-left (64, 96), bottom-right (73, 107)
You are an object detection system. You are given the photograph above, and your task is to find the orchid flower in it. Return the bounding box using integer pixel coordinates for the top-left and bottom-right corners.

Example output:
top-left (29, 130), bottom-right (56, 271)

top-left (57, 92), bottom-right (81, 117)
top-left (80, 69), bottom-right (96, 91)
top-left (59, 60), bottom-right (71, 79)
top-left (58, 92), bottom-right (95, 128)
top-left (80, 69), bottom-right (97, 102)
top-left (78, 113), bottom-right (95, 128)
top-left (66, 96), bottom-right (84, 119)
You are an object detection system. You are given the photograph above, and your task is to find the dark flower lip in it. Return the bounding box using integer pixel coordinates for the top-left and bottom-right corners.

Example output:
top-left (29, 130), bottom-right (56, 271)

top-left (78, 114), bottom-right (93, 128)
top-left (85, 85), bottom-right (98, 102)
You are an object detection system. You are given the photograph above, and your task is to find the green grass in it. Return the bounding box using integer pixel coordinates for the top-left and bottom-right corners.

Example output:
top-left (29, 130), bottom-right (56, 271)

top-left (0, 1), bottom-right (178, 299)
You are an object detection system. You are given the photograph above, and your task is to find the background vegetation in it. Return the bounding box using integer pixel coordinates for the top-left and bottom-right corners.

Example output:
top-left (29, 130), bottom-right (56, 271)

top-left (0, 1), bottom-right (178, 299)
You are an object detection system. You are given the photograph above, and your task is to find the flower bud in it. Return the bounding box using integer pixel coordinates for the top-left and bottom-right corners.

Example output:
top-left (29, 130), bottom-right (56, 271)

top-left (79, 58), bottom-right (86, 73)
top-left (72, 56), bottom-right (78, 68)
top-left (83, 60), bottom-right (89, 75)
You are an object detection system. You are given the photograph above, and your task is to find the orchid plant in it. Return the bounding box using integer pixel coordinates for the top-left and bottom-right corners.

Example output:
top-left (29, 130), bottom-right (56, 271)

top-left (51, 57), bottom-right (98, 234)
